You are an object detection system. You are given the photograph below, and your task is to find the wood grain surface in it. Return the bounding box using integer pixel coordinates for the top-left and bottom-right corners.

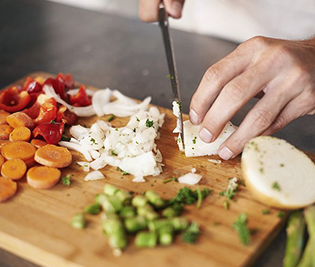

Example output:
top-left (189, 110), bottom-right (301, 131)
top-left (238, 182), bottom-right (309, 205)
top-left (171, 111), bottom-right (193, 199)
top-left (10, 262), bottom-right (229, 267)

top-left (0, 72), bottom-right (308, 267)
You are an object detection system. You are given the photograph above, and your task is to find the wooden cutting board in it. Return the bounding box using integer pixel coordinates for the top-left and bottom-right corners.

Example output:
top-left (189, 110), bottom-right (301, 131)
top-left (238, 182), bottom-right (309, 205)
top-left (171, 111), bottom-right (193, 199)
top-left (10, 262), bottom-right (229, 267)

top-left (0, 72), bottom-right (310, 267)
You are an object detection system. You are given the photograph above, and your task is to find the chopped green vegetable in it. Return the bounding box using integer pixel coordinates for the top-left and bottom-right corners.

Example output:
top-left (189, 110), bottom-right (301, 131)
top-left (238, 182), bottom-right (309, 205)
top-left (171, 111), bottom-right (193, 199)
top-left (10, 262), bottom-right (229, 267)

top-left (71, 213), bottom-right (86, 229)
top-left (104, 184), bottom-right (119, 196)
top-left (262, 209), bottom-right (270, 215)
top-left (116, 167), bottom-right (129, 175)
top-left (135, 232), bottom-right (157, 248)
top-left (61, 174), bottom-right (71, 186)
top-left (145, 119), bottom-right (154, 128)
top-left (232, 213), bottom-right (251, 246)
top-left (50, 120), bottom-right (55, 124)
top-left (163, 177), bottom-right (178, 184)
top-left (124, 216), bottom-right (148, 233)
top-left (145, 190), bottom-right (165, 208)
top-left (182, 222), bottom-right (200, 244)
top-left (272, 182), bottom-right (281, 191)
top-left (223, 201), bottom-right (229, 210)
top-left (158, 225), bottom-right (174, 246)
top-left (192, 136), bottom-right (197, 144)
top-left (120, 206), bottom-right (136, 219)
top-left (107, 115), bottom-right (114, 122)
top-left (84, 203), bottom-right (101, 215)
top-left (61, 134), bottom-right (71, 141)
top-left (278, 211), bottom-right (285, 218)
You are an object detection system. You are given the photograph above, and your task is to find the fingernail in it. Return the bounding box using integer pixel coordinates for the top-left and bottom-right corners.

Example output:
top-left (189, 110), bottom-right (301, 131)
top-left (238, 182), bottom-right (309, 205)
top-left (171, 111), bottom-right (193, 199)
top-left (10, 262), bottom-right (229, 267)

top-left (199, 128), bottom-right (213, 143)
top-left (218, 147), bottom-right (233, 160)
top-left (189, 109), bottom-right (199, 125)
top-left (170, 1), bottom-right (182, 17)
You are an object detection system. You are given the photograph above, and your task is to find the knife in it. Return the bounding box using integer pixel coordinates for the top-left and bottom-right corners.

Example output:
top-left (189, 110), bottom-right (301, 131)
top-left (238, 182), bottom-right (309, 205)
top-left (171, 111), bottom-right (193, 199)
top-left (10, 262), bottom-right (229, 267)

top-left (158, 5), bottom-right (185, 148)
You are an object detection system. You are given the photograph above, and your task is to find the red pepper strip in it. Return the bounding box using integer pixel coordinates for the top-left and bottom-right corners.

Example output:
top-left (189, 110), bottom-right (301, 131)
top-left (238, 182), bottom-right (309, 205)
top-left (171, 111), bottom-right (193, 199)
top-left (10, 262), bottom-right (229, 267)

top-left (69, 85), bottom-right (92, 107)
top-left (33, 122), bottom-right (64, 144)
top-left (23, 101), bottom-right (41, 119)
top-left (0, 86), bottom-right (31, 112)
top-left (56, 73), bottom-right (75, 89)
top-left (34, 102), bottom-right (57, 125)
top-left (23, 77), bottom-right (42, 93)
top-left (56, 105), bottom-right (78, 126)
top-left (26, 91), bottom-right (43, 108)
top-left (44, 78), bottom-right (67, 101)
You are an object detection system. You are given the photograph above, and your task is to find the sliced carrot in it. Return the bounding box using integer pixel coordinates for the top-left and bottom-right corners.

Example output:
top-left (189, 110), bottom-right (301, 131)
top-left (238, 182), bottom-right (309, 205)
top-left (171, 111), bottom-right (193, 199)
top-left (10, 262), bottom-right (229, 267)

top-left (0, 155), bottom-right (5, 169)
top-left (0, 110), bottom-right (10, 125)
top-left (31, 139), bottom-right (47, 148)
top-left (1, 159), bottom-right (27, 180)
top-left (1, 141), bottom-right (36, 166)
top-left (27, 166), bottom-right (61, 189)
top-left (0, 177), bottom-right (17, 202)
top-left (34, 144), bottom-right (72, 168)
top-left (6, 112), bottom-right (34, 129)
top-left (9, 126), bottom-right (31, 142)
top-left (0, 125), bottom-right (13, 140)
top-left (0, 140), bottom-right (10, 148)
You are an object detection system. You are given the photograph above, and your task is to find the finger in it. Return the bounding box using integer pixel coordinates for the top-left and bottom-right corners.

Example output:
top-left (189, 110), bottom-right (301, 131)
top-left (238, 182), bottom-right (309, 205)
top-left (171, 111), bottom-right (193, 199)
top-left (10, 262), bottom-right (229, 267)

top-left (164, 0), bottom-right (185, 18)
top-left (217, 84), bottom-right (297, 160)
top-left (139, 0), bottom-right (160, 22)
top-left (199, 61), bottom-right (275, 143)
top-left (189, 46), bottom-right (253, 125)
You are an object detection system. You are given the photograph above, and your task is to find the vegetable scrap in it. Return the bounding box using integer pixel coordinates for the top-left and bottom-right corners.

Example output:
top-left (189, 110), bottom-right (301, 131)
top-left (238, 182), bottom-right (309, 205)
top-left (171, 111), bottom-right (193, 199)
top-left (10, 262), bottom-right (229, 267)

top-left (232, 213), bottom-right (251, 246)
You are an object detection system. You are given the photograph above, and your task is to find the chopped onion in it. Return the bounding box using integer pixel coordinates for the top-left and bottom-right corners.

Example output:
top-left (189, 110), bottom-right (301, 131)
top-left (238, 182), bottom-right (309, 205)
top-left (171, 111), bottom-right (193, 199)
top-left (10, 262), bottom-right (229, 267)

top-left (84, 171), bottom-right (105, 181)
top-left (59, 141), bottom-right (92, 161)
top-left (191, 168), bottom-right (196, 173)
top-left (208, 159), bottom-right (222, 164)
top-left (132, 176), bottom-right (146, 183)
top-left (92, 89), bottom-right (112, 117)
top-left (67, 88), bottom-right (95, 96)
top-left (178, 173), bottom-right (202, 185)
top-left (77, 162), bottom-right (90, 172)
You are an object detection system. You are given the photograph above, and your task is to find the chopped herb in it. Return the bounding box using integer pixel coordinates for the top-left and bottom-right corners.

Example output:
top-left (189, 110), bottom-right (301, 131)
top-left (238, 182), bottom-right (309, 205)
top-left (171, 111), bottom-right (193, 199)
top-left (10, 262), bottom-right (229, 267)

top-left (50, 120), bottom-right (55, 124)
top-left (136, 117), bottom-right (140, 122)
top-left (278, 211), bottom-right (285, 218)
top-left (61, 174), bottom-right (71, 186)
top-left (223, 200), bottom-right (229, 210)
top-left (166, 74), bottom-right (174, 80)
top-left (90, 138), bottom-right (96, 145)
top-left (146, 119), bottom-right (154, 128)
top-left (182, 222), bottom-right (200, 244)
top-left (262, 209), bottom-right (270, 215)
top-left (192, 136), bottom-right (197, 144)
top-left (196, 188), bottom-right (203, 209)
top-left (163, 177), bottom-right (178, 184)
top-left (115, 128), bottom-right (118, 131)
top-left (107, 115), bottom-right (114, 122)
top-left (176, 101), bottom-right (182, 112)
top-left (280, 163), bottom-right (285, 167)
top-left (83, 124), bottom-right (88, 128)
top-left (170, 187), bottom-right (211, 206)
top-left (272, 182), bottom-right (281, 191)
top-left (232, 213), bottom-right (251, 245)
top-left (116, 167), bottom-right (129, 175)
top-left (259, 167), bottom-right (264, 174)
top-left (111, 150), bottom-right (118, 156)
top-left (239, 178), bottom-right (246, 187)
top-left (61, 134), bottom-right (71, 141)
top-left (133, 128), bottom-right (136, 133)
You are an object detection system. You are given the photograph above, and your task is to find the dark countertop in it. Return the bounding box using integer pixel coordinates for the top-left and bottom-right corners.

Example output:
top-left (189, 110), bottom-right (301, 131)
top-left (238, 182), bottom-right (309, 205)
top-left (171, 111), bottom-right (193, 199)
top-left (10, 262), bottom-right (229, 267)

top-left (0, 0), bottom-right (314, 267)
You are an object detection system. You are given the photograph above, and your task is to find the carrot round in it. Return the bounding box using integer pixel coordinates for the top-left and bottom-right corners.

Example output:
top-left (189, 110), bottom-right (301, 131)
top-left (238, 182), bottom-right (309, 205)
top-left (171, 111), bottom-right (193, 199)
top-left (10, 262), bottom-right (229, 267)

top-left (0, 155), bottom-right (5, 169)
top-left (0, 140), bottom-right (10, 148)
top-left (9, 126), bottom-right (31, 142)
top-left (1, 159), bottom-right (27, 180)
top-left (0, 125), bottom-right (13, 140)
top-left (1, 141), bottom-right (36, 165)
top-left (0, 110), bottom-right (10, 125)
top-left (34, 144), bottom-right (72, 168)
top-left (6, 112), bottom-right (34, 129)
top-left (31, 139), bottom-right (47, 148)
top-left (0, 177), bottom-right (17, 202)
top-left (27, 166), bottom-right (61, 189)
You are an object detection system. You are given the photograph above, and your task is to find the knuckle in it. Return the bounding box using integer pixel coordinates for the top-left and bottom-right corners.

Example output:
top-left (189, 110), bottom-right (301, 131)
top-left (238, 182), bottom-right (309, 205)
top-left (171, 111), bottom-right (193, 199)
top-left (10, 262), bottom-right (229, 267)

top-left (270, 116), bottom-right (286, 132)
top-left (226, 134), bottom-right (247, 153)
top-left (204, 65), bottom-right (221, 83)
top-left (249, 109), bottom-right (274, 130)
top-left (222, 81), bottom-right (244, 103)
top-left (242, 36), bottom-right (267, 50)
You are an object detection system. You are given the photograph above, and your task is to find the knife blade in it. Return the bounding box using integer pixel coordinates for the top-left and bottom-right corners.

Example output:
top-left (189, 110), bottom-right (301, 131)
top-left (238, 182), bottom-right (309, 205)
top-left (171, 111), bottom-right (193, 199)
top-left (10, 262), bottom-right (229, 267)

top-left (158, 6), bottom-right (185, 148)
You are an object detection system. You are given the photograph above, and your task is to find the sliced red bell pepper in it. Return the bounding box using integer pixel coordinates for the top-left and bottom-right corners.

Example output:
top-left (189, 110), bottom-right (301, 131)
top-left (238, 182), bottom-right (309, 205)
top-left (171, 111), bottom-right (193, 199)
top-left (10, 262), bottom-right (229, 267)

top-left (34, 102), bottom-right (57, 125)
top-left (0, 86), bottom-right (31, 112)
top-left (56, 73), bottom-right (75, 89)
top-left (33, 121), bottom-right (64, 144)
top-left (69, 85), bottom-right (91, 107)
top-left (23, 101), bottom-right (41, 119)
top-left (56, 105), bottom-right (78, 125)
top-left (23, 77), bottom-right (42, 94)
top-left (44, 78), bottom-right (67, 101)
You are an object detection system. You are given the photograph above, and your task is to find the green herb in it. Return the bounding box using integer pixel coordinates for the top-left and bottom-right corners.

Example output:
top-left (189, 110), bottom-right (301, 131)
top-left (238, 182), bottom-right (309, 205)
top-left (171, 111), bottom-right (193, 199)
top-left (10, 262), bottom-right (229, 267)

top-left (163, 177), bottom-right (178, 184)
top-left (61, 134), bottom-right (71, 141)
top-left (107, 115), bottom-right (114, 122)
top-left (61, 174), bottom-right (71, 186)
top-left (115, 128), bottom-right (118, 131)
top-left (239, 178), bottom-right (246, 187)
top-left (111, 150), bottom-right (118, 156)
top-left (90, 138), bottom-right (96, 145)
top-left (232, 213), bottom-right (251, 245)
top-left (196, 188), bottom-right (202, 209)
top-left (50, 120), bottom-right (55, 124)
top-left (192, 136), bottom-right (197, 144)
top-left (136, 117), bottom-right (140, 122)
top-left (171, 187), bottom-right (211, 206)
top-left (223, 200), bottom-right (229, 210)
top-left (176, 101), bottom-right (182, 112)
top-left (182, 222), bottom-right (200, 244)
top-left (166, 74), bottom-right (174, 80)
top-left (133, 128), bottom-right (136, 133)
top-left (272, 182), bottom-right (281, 191)
top-left (278, 211), bottom-right (285, 218)
top-left (280, 163), bottom-right (285, 167)
top-left (116, 167), bottom-right (129, 175)
top-left (84, 203), bottom-right (101, 215)
top-left (146, 119), bottom-right (154, 128)
top-left (262, 209), bottom-right (270, 215)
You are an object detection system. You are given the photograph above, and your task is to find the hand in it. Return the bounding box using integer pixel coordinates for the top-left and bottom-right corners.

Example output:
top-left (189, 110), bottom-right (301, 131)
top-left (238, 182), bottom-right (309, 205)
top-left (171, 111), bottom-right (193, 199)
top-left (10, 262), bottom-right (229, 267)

top-left (189, 36), bottom-right (315, 160)
top-left (139, 0), bottom-right (185, 22)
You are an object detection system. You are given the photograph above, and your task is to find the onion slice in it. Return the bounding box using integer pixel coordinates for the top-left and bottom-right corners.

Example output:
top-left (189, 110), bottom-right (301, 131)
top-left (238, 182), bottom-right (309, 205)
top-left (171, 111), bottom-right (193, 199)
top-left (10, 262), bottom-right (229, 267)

top-left (242, 136), bottom-right (315, 209)
top-left (59, 141), bottom-right (92, 161)
top-left (84, 171), bottom-right (105, 181)
top-left (178, 173), bottom-right (202, 185)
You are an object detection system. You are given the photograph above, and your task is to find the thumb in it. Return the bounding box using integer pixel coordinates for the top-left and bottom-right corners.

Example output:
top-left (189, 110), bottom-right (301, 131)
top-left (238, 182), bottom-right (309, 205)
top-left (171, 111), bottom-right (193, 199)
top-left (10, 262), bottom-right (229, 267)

top-left (164, 0), bottom-right (185, 18)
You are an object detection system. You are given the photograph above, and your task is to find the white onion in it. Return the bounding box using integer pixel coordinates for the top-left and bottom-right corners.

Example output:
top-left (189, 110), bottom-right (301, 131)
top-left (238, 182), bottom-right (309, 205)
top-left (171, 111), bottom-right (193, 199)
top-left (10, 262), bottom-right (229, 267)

top-left (69, 125), bottom-right (89, 140)
top-left (84, 171), bottom-right (105, 181)
top-left (92, 89), bottom-right (112, 117)
top-left (178, 173), bottom-right (202, 185)
top-left (208, 159), bottom-right (222, 164)
top-left (59, 141), bottom-right (92, 161)
top-left (67, 88), bottom-right (95, 96)
top-left (132, 176), bottom-right (146, 183)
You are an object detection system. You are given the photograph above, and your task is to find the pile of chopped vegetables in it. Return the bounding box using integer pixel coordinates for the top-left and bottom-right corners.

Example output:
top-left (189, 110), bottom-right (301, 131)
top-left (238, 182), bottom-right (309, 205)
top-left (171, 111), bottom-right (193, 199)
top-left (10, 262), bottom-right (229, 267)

top-left (72, 184), bottom-right (212, 256)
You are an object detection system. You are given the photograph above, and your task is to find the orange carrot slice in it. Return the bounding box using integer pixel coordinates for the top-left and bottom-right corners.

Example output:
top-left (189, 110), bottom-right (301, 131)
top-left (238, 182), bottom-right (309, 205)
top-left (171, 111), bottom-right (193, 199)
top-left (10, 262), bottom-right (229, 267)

top-left (0, 110), bottom-right (10, 125)
top-left (0, 140), bottom-right (10, 148)
top-left (31, 139), bottom-right (47, 148)
top-left (0, 177), bottom-right (17, 202)
top-left (0, 125), bottom-right (13, 140)
top-left (1, 141), bottom-right (36, 165)
top-left (27, 166), bottom-right (61, 189)
top-left (34, 144), bottom-right (72, 168)
top-left (0, 155), bottom-right (5, 169)
top-left (9, 126), bottom-right (31, 142)
top-left (6, 112), bottom-right (34, 129)
top-left (1, 159), bottom-right (27, 180)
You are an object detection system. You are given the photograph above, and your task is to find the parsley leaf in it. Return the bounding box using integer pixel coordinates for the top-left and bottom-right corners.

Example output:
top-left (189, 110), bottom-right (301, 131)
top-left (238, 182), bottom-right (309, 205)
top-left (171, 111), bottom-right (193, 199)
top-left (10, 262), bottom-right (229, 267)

top-left (272, 182), bottom-right (281, 191)
top-left (182, 222), bottom-right (200, 243)
top-left (61, 174), bottom-right (71, 186)
top-left (145, 119), bottom-right (154, 128)
top-left (107, 115), bottom-right (114, 122)
top-left (232, 213), bottom-right (251, 245)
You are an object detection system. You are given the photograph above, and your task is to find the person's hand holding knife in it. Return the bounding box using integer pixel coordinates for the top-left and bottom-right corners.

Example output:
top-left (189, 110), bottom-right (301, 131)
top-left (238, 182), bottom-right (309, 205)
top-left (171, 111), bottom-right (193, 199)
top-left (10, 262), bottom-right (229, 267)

top-left (139, 0), bottom-right (315, 160)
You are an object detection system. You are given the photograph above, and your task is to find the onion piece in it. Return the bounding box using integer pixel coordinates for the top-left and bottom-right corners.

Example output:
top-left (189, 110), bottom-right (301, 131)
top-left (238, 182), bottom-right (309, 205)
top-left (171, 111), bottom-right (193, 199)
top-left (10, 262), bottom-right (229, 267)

top-left (242, 136), bottom-right (315, 209)
top-left (84, 171), bottom-right (105, 181)
top-left (67, 88), bottom-right (95, 96)
top-left (132, 176), bottom-right (146, 183)
top-left (92, 89), bottom-right (112, 117)
top-left (183, 120), bottom-right (236, 157)
top-left (69, 125), bottom-right (89, 140)
top-left (178, 173), bottom-right (202, 185)
top-left (59, 141), bottom-right (92, 161)
top-left (43, 85), bottom-right (95, 117)
top-left (77, 162), bottom-right (90, 172)
top-left (208, 159), bottom-right (222, 164)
